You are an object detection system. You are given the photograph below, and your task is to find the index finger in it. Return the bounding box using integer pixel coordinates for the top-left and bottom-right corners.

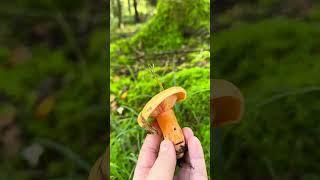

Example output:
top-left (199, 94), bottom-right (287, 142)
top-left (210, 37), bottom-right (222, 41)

top-left (133, 132), bottom-right (162, 180)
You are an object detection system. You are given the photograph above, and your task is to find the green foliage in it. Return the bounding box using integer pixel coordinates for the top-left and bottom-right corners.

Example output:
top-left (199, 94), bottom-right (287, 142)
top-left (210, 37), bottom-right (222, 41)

top-left (0, 47), bottom-right (10, 64)
top-left (307, 5), bottom-right (320, 21)
top-left (0, 0), bottom-right (107, 175)
top-left (0, 45), bottom-right (106, 177)
top-left (110, 0), bottom-right (210, 71)
top-left (214, 18), bottom-right (320, 90)
top-left (130, 0), bottom-right (210, 51)
top-left (110, 0), bottom-right (210, 178)
top-left (213, 18), bottom-right (320, 179)
top-left (2, 0), bottom-right (86, 12)
top-left (110, 67), bottom-right (210, 179)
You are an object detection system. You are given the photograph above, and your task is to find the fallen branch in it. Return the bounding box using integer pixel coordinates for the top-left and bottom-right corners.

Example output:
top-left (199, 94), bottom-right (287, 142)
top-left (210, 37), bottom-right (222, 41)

top-left (123, 48), bottom-right (210, 60)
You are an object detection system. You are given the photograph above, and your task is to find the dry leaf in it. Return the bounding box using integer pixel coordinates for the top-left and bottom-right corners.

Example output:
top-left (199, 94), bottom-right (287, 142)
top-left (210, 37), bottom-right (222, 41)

top-left (0, 106), bottom-right (15, 127)
top-left (88, 150), bottom-right (108, 180)
top-left (2, 125), bottom-right (21, 157)
top-left (0, 106), bottom-right (21, 157)
top-left (110, 94), bottom-right (116, 102)
top-left (120, 91), bottom-right (128, 100)
top-left (113, 76), bottom-right (120, 82)
top-left (111, 101), bottom-right (118, 112)
top-left (35, 95), bottom-right (55, 119)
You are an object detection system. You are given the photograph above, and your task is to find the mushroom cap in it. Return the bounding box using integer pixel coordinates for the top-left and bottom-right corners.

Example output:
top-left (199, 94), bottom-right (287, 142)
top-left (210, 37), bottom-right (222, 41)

top-left (137, 86), bottom-right (186, 127)
top-left (211, 79), bottom-right (244, 127)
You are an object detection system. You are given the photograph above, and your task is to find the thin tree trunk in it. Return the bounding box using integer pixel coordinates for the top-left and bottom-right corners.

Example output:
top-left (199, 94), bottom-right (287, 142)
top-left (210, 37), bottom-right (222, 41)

top-left (128, 0), bottom-right (131, 15)
top-left (133, 0), bottom-right (140, 22)
top-left (116, 0), bottom-right (122, 28)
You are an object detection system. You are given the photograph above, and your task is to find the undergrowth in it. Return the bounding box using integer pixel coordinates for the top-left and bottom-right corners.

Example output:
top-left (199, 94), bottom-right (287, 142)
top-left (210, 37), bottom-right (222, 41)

top-left (213, 18), bottom-right (320, 179)
top-left (110, 67), bottom-right (210, 179)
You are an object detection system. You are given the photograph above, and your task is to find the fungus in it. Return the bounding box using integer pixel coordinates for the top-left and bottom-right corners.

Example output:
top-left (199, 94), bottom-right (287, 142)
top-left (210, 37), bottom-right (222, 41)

top-left (211, 79), bottom-right (244, 127)
top-left (137, 86), bottom-right (187, 159)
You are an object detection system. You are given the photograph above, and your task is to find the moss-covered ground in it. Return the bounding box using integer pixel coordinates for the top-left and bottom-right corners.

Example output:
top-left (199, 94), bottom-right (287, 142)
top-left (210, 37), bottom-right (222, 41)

top-left (110, 0), bottom-right (210, 179)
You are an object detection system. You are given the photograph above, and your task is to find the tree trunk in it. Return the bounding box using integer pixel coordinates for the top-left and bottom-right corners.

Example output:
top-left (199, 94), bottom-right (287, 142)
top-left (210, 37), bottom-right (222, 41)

top-left (116, 0), bottom-right (122, 28)
top-left (128, 0), bottom-right (131, 15)
top-left (133, 0), bottom-right (140, 22)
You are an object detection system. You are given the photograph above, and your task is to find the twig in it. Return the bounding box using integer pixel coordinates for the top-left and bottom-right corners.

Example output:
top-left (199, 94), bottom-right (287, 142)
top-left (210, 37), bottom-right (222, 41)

top-left (136, 48), bottom-right (210, 59)
top-left (115, 48), bottom-right (209, 60)
top-left (148, 64), bottom-right (164, 91)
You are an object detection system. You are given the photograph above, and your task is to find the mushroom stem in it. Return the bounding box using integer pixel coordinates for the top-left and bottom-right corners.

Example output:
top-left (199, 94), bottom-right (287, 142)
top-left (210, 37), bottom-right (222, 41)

top-left (156, 109), bottom-right (185, 159)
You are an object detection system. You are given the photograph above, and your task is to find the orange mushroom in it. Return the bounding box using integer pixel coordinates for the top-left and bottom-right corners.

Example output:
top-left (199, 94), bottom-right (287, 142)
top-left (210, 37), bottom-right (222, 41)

top-left (137, 86), bottom-right (187, 159)
top-left (211, 79), bottom-right (244, 127)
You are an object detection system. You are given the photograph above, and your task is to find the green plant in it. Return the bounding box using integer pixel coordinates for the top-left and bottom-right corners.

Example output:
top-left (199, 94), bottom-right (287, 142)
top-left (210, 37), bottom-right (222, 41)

top-left (110, 67), bottom-right (210, 179)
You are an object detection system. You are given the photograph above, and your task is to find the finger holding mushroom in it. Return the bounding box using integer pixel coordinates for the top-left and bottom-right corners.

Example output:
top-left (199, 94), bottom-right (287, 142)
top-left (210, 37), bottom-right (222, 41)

top-left (137, 87), bottom-right (187, 159)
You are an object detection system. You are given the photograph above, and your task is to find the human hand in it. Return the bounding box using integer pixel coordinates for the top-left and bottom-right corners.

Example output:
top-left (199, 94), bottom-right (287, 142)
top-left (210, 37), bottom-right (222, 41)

top-left (133, 127), bottom-right (207, 180)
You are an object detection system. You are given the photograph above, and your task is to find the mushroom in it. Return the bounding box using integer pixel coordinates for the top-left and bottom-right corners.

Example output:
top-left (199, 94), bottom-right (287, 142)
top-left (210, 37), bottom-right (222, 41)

top-left (137, 86), bottom-right (187, 159)
top-left (211, 79), bottom-right (244, 127)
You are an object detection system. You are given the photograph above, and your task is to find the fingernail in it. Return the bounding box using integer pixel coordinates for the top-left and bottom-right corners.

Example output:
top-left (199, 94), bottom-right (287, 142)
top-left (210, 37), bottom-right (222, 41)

top-left (160, 140), bottom-right (171, 153)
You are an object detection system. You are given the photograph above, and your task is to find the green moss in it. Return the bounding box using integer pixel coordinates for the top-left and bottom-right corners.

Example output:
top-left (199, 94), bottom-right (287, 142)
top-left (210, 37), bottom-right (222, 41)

top-left (110, 66), bottom-right (210, 178)
top-left (307, 5), bottom-right (320, 21)
top-left (214, 18), bottom-right (320, 88)
top-left (110, 0), bottom-right (210, 71)
top-left (213, 18), bottom-right (320, 179)
top-left (110, 1), bottom-right (211, 178)
top-left (130, 0), bottom-right (209, 51)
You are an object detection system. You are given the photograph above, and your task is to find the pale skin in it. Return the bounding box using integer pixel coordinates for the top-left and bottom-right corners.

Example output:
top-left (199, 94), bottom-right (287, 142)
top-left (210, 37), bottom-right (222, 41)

top-left (133, 127), bottom-right (208, 180)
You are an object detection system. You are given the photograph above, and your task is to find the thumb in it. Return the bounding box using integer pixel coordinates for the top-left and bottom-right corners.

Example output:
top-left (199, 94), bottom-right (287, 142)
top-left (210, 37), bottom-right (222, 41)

top-left (147, 140), bottom-right (177, 180)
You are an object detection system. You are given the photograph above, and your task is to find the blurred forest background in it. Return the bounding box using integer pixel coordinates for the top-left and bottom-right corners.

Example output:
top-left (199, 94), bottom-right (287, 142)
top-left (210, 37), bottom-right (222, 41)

top-left (110, 0), bottom-right (210, 179)
top-left (0, 0), bottom-right (107, 179)
top-left (214, 0), bottom-right (320, 179)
